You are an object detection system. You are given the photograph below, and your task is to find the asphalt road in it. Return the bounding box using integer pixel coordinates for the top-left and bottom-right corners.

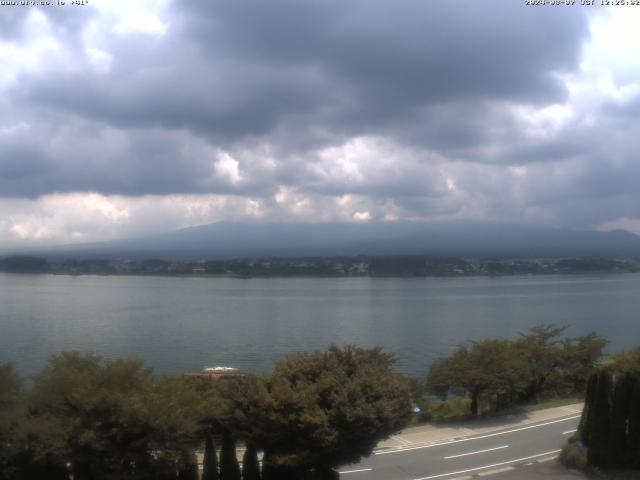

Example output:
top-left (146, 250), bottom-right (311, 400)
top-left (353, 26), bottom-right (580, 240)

top-left (339, 414), bottom-right (581, 480)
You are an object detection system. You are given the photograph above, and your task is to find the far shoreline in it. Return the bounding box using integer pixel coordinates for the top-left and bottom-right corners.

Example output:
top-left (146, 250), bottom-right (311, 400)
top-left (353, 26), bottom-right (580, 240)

top-left (2, 270), bottom-right (640, 280)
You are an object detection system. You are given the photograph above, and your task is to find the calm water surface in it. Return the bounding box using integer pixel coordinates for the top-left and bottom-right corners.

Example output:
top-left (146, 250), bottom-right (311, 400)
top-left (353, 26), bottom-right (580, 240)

top-left (1, 273), bottom-right (639, 378)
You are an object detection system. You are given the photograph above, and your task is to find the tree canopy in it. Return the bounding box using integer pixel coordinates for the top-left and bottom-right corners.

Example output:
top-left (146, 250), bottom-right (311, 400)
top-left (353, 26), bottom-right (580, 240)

top-left (0, 364), bottom-right (24, 480)
top-left (249, 346), bottom-right (412, 474)
top-left (26, 352), bottom-right (203, 480)
top-left (426, 340), bottom-right (527, 416)
top-left (610, 346), bottom-right (640, 375)
top-left (1, 334), bottom-right (607, 479)
top-left (426, 325), bottom-right (607, 416)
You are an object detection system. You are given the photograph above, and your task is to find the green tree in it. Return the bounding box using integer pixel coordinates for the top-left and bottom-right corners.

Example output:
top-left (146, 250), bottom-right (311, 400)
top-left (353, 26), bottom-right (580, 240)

top-left (578, 373), bottom-right (598, 444)
top-left (219, 429), bottom-right (241, 480)
top-left (512, 325), bottom-right (606, 401)
top-left (27, 352), bottom-right (203, 480)
top-left (578, 347), bottom-right (640, 470)
top-left (202, 431), bottom-right (219, 480)
top-left (426, 340), bottom-right (527, 416)
top-left (628, 376), bottom-right (640, 468)
top-left (516, 324), bottom-right (567, 402)
top-left (586, 370), bottom-right (612, 467)
top-left (609, 373), bottom-right (634, 465)
top-left (425, 351), bottom-right (458, 401)
top-left (207, 375), bottom-right (269, 448)
top-left (427, 326), bottom-right (606, 419)
top-left (242, 444), bottom-right (260, 480)
top-left (260, 451), bottom-right (278, 480)
top-left (253, 346), bottom-right (412, 476)
top-left (200, 376), bottom-right (267, 478)
top-left (0, 363), bottom-right (25, 480)
top-left (556, 332), bottom-right (607, 395)
top-left (177, 450), bottom-right (199, 480)
top-left (13, 454), bottom-right (70, 480)
top-left (610, 344), bottom-right (640, 466)
top-left (611, 347), bottom-right (640, 375)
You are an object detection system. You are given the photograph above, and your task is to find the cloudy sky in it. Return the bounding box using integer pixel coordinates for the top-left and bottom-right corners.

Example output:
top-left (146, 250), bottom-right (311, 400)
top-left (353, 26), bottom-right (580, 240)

top-left (1, 0), bottom-right (640, 247)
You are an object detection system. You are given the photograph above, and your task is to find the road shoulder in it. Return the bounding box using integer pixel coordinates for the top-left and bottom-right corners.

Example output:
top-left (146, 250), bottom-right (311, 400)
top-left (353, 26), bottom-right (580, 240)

top-left (376, 403), bottom-right (584, 453)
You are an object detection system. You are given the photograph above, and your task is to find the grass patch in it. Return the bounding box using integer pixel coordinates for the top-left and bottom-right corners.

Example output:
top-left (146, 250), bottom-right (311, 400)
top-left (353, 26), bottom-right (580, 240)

top-left (410, 396), bottom-right (583, 426)
top-left (409, 398), bottom-right (472, 425)
top-left (518, 396), bottom-right (583, 413)
top-left (429, 398), bottom-right (472, 423)
top-left (559, 443), bottom-right (587, 470)
top-left (491, 396), bottom-right (583, 418)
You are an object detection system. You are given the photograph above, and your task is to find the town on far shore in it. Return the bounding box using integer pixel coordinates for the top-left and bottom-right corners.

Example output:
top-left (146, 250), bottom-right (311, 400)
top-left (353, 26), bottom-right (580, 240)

top-left (1, 254), bottom-right (639, 277)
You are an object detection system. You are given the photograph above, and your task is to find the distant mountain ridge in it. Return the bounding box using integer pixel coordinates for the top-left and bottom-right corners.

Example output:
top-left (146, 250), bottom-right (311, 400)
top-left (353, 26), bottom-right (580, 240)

top-left (8, 221), bottom-right (640, 260)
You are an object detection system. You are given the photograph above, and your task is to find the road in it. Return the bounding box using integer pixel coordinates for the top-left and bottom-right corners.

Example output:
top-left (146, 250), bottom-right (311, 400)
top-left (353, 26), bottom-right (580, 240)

top-left (339, 414), bottom-right (581, 480)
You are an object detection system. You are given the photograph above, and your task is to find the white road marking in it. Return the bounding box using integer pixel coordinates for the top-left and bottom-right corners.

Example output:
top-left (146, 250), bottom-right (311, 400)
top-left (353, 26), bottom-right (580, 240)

top-left (412, 449), bottom-right (561, 480)
top-left (376, 415), bottom-right (580, 456)
top-left (477, 466), bottom-right (514, 476)
top-left (444, 445), bottom-right (508, 460)
top-left (394, 435), bottom-right (413, 445)
top-left (535, 456), bottom-right (559, 463)
top-left (562, 429), bottom-right (577, 435)
top-left (339, 468), bottom-right (373, 474)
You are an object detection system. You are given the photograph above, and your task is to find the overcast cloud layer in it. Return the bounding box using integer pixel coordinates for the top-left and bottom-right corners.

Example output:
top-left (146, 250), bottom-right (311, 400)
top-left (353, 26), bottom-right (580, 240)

top-left (1, 0), bottom-right (640, 247)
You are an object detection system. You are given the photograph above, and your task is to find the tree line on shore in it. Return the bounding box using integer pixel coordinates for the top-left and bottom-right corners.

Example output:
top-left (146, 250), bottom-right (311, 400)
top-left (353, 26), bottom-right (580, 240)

top-left (0, 325), bottom-right (624, 479)
top-left (425, 325), bottom-right (607, 417)
top-left (0, 346), bottom-right (412, 480)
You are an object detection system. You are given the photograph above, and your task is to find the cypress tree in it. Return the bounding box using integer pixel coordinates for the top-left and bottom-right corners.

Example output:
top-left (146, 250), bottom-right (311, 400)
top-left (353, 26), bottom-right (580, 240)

top-left (71, 461), bottom-right (93, 480)
top-left (579, 372), bottom-right (598, 444)
top-left (628, 374), bottom-right (640, 468)
top-left (609, 373), bottom-right (634, 466)
top-left (47, 463), bottom-right (71, 480)
top-left (140, 454), bottom-right (175, 480)
top-left (260, 451), bottom-right (276, 480)
top-left (220, 430), bottom-right (241, 480)
top-left (587, 370), bottom-right (613, 467)
top-left (203, 431), bottom-right (219, 480)
top-left (20, 456), bottom-right (70, 480)
top-left (177, 451), bottom-right (199, 480)
top-left (241, 444), bottom-right (260, 480)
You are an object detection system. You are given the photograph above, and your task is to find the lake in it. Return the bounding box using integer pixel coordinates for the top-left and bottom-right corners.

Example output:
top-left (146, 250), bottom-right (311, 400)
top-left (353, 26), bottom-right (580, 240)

top-left (1, 273), bottom-right (638, 378)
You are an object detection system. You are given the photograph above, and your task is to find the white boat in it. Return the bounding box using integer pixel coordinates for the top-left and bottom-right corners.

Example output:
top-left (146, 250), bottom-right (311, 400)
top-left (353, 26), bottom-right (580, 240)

top-left (202, 366), bottom-right (239, 374)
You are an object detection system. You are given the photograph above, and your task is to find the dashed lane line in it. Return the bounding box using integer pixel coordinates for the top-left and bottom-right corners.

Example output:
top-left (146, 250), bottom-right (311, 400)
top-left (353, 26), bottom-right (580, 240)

top-left (444, 445), bottom-right (509, 460)
top-left (338, 468), bottom-right (373, 475)
top-left (477, 466), bottom-right (515, 476)
top-left (412, 449), bottom-right (561, 480)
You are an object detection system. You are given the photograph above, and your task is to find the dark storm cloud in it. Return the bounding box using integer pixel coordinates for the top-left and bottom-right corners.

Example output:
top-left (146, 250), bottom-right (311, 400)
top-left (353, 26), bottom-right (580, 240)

top-left (2, 0), bottom-right (614, 222)
top-left (185, 0), bottom-right (585, 103)
top-left (23, 0), bottom-right (588, 137)
top-left (25, 57), bottom-right (324, 139)
top-left (0, 114), bottom-right (274, 198)
top-left (12, 2), bottom-right (588, 136)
